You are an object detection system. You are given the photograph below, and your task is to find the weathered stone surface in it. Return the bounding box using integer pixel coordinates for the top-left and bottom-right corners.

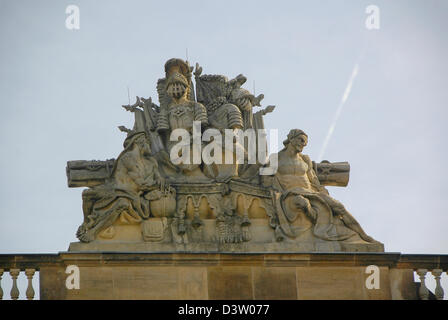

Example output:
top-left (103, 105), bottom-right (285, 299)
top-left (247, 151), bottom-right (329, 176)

top-left (253, 267), bottom-right (297, 299)
top-left (39, 266), bottom-right (67, 300)
top-left (4, 253), bottom-right (447, 300)
top-left (208, 267), bottom-right (253, 299)
top-left (389, 269), bottom-right (418, 300)
top-left (33, 252), bottom-right (422, 300)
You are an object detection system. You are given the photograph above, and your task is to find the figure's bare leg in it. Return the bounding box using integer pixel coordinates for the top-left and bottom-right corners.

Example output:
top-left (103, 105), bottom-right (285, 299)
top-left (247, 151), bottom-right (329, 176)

top-left (338, 212), bottom-right (377, 243)
top-left (322, 195), bottom-right (377, 243)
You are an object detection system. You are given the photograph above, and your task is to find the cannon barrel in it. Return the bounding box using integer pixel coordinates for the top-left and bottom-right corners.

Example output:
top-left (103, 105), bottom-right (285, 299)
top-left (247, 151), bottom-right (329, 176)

top-left (313, 161), bottom-right (350, 187)
top-left (67, 159), bottom-right (350, 188)
top-left (66, 159), bottom-right (115, 188)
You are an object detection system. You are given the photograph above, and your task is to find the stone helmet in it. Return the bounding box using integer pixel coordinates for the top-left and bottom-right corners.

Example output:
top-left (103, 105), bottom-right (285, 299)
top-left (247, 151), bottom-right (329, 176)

top-left (164, 58), bottom-right (191, 99)
top-left (164, 58), bottom-right (191, 79)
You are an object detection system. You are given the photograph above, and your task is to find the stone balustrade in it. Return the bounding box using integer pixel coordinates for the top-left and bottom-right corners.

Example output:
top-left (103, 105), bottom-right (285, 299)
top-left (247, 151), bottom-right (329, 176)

top-left (0, 253), bottom-right (447, 300)
top-left (416, 269), bottom-right (445, 300)
top-left (0, 254), bottom-right (59, 300)
top-left (0, 268), bottom-right (37, 300)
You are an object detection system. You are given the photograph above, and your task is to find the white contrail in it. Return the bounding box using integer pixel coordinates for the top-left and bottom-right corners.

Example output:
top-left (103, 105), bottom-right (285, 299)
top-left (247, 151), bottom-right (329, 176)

top-left (318, 63), bottom-right (359, 162)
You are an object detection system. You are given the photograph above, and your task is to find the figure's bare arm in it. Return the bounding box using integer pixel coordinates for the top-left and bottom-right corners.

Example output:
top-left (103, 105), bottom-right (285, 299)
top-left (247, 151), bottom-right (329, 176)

top-left (150, 157), bottom-right (168, 190)
top-left (149, 157), bottom-right (161, 180)
top-left (121, 153), bottom-right (146, 187)
top-left (304, 155), bottom-right (328, 194)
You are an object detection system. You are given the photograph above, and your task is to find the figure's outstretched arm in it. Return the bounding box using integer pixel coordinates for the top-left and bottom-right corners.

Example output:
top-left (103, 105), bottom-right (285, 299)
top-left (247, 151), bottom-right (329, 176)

top-left (150, 157), bottom-right (168, 191)
top-left (304, 155), bottom-right (329, 195)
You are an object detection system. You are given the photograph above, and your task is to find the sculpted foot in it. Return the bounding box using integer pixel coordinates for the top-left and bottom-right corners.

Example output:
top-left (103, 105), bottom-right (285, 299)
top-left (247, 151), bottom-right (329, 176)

top-left (78, 229), bottom-right (96, 243)
top-left (360, 234), bottom-right (380, 243)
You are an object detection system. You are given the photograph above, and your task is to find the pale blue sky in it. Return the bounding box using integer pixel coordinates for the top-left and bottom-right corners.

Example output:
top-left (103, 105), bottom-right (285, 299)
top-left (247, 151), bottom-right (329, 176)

top-left (0, 0), bottom-right (447, 286)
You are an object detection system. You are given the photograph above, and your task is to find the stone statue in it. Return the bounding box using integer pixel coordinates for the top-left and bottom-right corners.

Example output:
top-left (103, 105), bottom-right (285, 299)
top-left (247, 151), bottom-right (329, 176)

top-left (193, 64), bottom-right (272, 181)
top-left (157, 59), bottom-right (208, 134)
top-left (194, 64), bottom-right (265, 131)
top-left (156, 59), bottom-right (209, 180)
top-left (77, 132), bottom-right (172, 242)
top-left (269, 129), bottom-right (378, 243)
top-left (67, 58), bottom-right (383, 253)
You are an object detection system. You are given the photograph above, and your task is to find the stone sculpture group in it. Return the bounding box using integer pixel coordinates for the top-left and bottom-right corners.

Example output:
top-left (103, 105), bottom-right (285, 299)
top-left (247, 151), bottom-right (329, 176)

top-left (67, 58), bottom-right (383, 252)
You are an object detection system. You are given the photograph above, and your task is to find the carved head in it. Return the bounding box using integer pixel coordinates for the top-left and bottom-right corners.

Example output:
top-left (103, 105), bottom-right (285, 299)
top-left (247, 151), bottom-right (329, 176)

top-left (164, 58), bottom-right (191, 79)
top-left (123, 132), bottom-right (151, 156)
top-left (230, 88), bottom-right (255, 112)
top-left (164, 58), bottom-right (192, 101)
top-left (283, 129), bottom-right (308, 153)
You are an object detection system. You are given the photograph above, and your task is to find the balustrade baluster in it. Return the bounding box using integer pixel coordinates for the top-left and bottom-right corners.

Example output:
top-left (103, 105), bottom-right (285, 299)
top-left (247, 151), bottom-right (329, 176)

top-left (25, 269), bottom-right (36, 300)
top-left (432, 269), bottom-right (444, 300)
top-left (0, 269), bottom-right (4, 300)
top-left (416, 269), bottom-right (429, 300)
top-left (10, 269), bottom-right (20, 300)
